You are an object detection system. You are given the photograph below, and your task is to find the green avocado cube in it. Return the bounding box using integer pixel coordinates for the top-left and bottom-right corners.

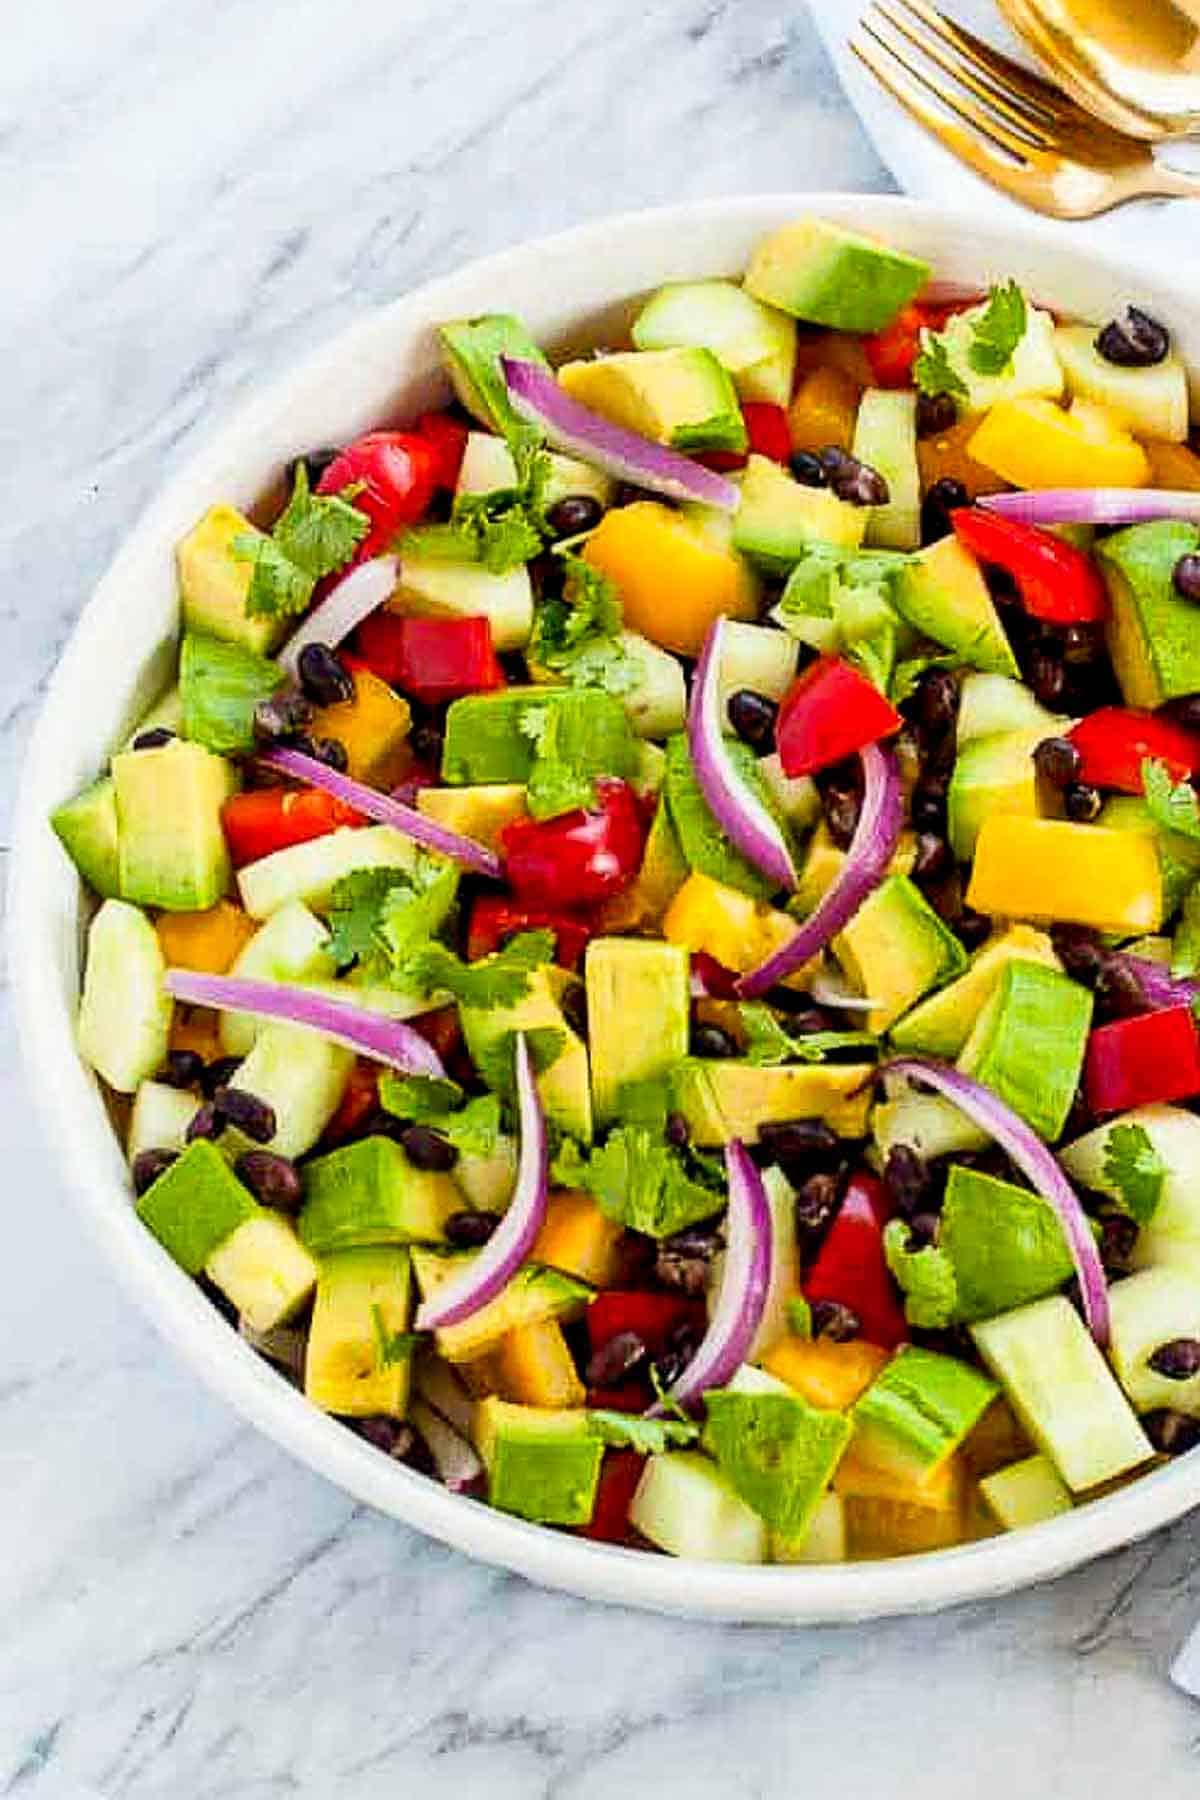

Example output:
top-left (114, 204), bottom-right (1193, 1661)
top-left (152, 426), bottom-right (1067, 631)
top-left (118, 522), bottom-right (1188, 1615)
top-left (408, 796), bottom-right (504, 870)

top-left (475, 1398), bottom-right (603, 1525)
top-left (305, 1245), bottom-right (413, 1418)
top-left (744, 216), bottom-right (930, 333)
top-left (298, 1137), bottom-right (462, 1256)
top-left (438, 313), bottom-right (550, 437)
top-left (979, 1453), bottom-right (1073, 1530)
top-left (179, 631), bottom-right (285, 755)
top-left (585, 938), bottom-right (690, 1125)
top-left (204, 1210), bottom-right (318, 1333)
top-left (51, 775), bottom-right (122, 899)
top-left (733, 454), bottom-right (868, 573)
top-left (704, 1390), bottom-right (851, 1538)
top-left (1098, 521), bottom-right (1200, 708)
top-left (558, 347), bottom-right (747, 456)
top-left (113, 737), bottom-right (236, 913)
top-left (852, 1345), bottom-right (997, 1483)
top-left (890, 925), bottom-right (1060, 1060)
top-left (441, 687), bottom-right (638, 788)
top-left (631, 279), bottom-right (797, 408)
top-left (177, 504), bottom-right (288, 656)
top-left (136, 1140), bottom-right (260, 1274)
top-left (460, 965), bottom-right (593, 1144)
top-left (957, 960), bottom-right (1093, 1142)
top-left (833, 873), bottom-right (967, 1035)
top-left (670, 1058), bottom-right (875, 1146)
top-left (895, 535), bottom-right (1020, 678)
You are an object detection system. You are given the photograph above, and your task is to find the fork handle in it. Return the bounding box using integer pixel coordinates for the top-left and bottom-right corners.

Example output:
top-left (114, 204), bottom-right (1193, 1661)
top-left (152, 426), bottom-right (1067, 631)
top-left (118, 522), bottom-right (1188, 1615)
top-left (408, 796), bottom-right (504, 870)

top-left (1132, 162), bottom-right (1200, 201)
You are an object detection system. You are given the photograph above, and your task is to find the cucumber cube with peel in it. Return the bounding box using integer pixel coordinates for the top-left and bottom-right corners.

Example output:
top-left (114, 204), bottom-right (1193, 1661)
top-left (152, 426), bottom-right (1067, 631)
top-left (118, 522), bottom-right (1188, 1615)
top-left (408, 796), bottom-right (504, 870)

top-left (1107, 1267), bottom-right (1200, 1418)
top-left (629, 1451), bottom-right (768, 1563)
top-left (956, 960), bottom-right (1093, 1143)
top-left (136, 1140), bottom-right (260, 1274)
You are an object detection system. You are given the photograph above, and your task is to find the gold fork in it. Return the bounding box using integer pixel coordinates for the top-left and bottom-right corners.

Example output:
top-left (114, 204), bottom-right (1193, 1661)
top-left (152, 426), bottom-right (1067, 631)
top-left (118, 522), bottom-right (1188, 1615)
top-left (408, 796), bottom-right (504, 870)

top-left (850, 0), bottom-right (1200, 218)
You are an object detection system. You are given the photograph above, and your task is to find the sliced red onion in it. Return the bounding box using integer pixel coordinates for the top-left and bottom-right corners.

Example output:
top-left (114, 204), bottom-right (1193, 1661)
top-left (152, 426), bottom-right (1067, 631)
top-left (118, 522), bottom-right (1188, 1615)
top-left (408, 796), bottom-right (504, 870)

top-left (737, 742), bottom-right (902, 999)
top-left (980, 490), bottom-right (1200, 529)
top-left (259, 746), bottom-right (502, 878)
top-left (689, 617), bottom-right (798, 893)
top-left (810, 965), bottom-right (883, 1014)
top-left (501, 356), bottom-right (740, 512)
top-left (652, 1140), bottom-right (773, 1415)
top-left (163, 970), bottom-right (445, 1076)
top-left (239, 1319), bottom-right (306, 1381)
top-left (409, 1398), bottom-right (484, 1493)
top-left (1107, 952), bottom-right (1200, 1013)
top-left (887, 1056), bottom-right (1110, 1346)
top-left (414, 1358), bottom-right (477, 1439)
top-left (277, 556), bottom-right (398, 676)
top-left (415, 1034), bottom-right (548, 1330)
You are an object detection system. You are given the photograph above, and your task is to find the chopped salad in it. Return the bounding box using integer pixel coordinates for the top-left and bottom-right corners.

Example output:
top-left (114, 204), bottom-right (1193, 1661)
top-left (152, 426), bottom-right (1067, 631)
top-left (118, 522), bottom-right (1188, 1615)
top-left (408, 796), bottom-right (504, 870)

top-left (56, 213), bottom-right (1200, 1564)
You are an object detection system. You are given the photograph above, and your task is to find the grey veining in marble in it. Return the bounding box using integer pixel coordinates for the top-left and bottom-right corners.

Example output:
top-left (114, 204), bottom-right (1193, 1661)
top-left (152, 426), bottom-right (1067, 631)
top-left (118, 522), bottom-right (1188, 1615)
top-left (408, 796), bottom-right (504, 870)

top-left (4, 3), bottom-right (1200, 1795)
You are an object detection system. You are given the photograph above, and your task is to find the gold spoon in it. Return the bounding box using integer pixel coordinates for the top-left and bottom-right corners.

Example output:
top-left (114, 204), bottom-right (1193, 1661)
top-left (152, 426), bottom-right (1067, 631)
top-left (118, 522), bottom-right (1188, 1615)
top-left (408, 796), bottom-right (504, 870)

top-left (996, 0), bottom-right (1200, 139)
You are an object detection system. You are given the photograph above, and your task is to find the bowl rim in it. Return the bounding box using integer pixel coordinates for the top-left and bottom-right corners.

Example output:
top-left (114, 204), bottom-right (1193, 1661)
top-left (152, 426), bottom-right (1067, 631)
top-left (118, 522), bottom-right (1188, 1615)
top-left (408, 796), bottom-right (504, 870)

top-left (13, 190), bottom-right (1200, 1624)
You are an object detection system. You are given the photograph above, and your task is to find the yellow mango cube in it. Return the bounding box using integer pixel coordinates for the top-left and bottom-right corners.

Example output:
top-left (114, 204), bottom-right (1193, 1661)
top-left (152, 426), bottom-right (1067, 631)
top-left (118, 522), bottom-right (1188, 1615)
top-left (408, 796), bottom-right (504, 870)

top-left (662, 871), bottom-right (813, 987)
top-left (310, 667), bottom-right (412, 788)
top-left (583, 502), bottom-right (758, 658)
top-left (762, 1336), bottom-right (891, 1412)
top-left (968, 397), bottom-right (1150, 491)
top-left (531, 1190), bottom-right (624, 1289)
top-left (156, 899), bottom-right (256, 975)
top-left (495, 1320), bottom-right (585, 1410)
top-left (967, 817), bottom-right (1162, 934)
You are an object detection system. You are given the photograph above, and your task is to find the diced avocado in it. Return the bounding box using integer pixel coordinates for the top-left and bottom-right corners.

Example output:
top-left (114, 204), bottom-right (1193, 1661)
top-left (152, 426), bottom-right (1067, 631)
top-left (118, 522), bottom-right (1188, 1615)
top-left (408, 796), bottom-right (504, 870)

top-left (585, 938), bottom-right (690, 1125)
top-left (474, 1398), bottom-right (603, 1525)
top-left (225, 1023), bottom-right (354, 1160)
top-left (670, 1059), bottom-right (874, 1146)
top-left (715, 620), bottom-right (801, 711)
top-left (460, 965), bottom-right (592, 1142)
top-left (1055, 324), bottom-right (1189, 443)
top-left (127, 1080), bottom-right (199, 1163)
top-left (890, 925), bottom-right (1060, 1059)
top-left (947, 726), bottom-right (1052, 861)
top-left (757, 755), bottom-right (821, 832)
top-left (455, 430), bottom-right (615, 510)
top-left (304, 1245), bottom-right (413, 1418)
top-left (629, 1450), bottom-right (768, 1562)
top-left (77, 899), bottom-right (173, 1094)
top-left (704, 1389), bottom-right (851, 1538)
top-left (586, 631), bottom-right (686, 740)
top-left (599, 796), bottom-right (689, 931)
top-left (218, 900), bottom-right (334, 1056)
top-left (177, 504), bottom-right (287, 655)
top-left (771, 1490), bottom-right (847, 1564)
top-left (1098, 522), bottom-right (1200, 708)
top-left (833, 873), bottom-right (966, 1034)
top-left (733, 454), bottom-right (868, 573)
top-left (1098, 794), bottom-right (1200, 919)
top-left (872, 1085), bottom-right (988, 1163)
top-left (113, 738), bottom-right (235, 913)
top-left (454, 1135), bottom-right (518, 1214)
top-left (557, 347), bottom-right (747, 456)
top-left (1107, 1267), bottom-right (1200, 1418)
top-left (52, 775), bottom-right (122, 899)
top-left (794, 822), bottom-right (917, 918)
top-left (417, 784), bottom-right (527, 853)
top-left (136, 1139), bottom-right (259, 1274)
top-left (853, 1346), bottom-right (996, 1484)
top-left (236, 825), bottom-right (419, 919)
top-left (895, 535), bottom-right (1020, 677)
top-left (924, 300), bottom-right (1063, 414)
top-left (744, 216), bottom-right (929, 333)
top-left (441, 686), bottom-right (638, 788)
top-left (179, 632), bottom-right (285, 755)
top-left (205, 1210), bottom-right (319, 1333)
top-left (391, 555), bottom-right (533, 652)
top-left (631, 278), bottom-right (798, 407)
top-left (1060, 1105), bottom-right (1200, 1275)
top-left (298, 1136), bottom-right (460, 1255)
top-left (664, 732), bottom-right (786, 902)
top-left (957, 961), bottom-right (1092, 1141)
top-left (972, 1295), bottom-right (1153, 1491)
top-left (438, 313), bottom-right (550, 436)
top-left (956, 672), bottom-right (1065, 746)
top-left (853, 389), bottom-right (920, 551)
top-left (411, 1248), bottom-right (590, 1362)
top-left (979, 1452), bottom-right (1073, 1530)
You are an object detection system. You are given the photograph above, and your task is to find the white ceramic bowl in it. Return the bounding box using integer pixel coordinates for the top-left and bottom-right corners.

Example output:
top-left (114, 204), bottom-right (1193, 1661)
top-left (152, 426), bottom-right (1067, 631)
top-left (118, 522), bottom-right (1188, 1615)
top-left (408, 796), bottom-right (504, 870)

top-left (14, 194), bottom-right (1200, 1623)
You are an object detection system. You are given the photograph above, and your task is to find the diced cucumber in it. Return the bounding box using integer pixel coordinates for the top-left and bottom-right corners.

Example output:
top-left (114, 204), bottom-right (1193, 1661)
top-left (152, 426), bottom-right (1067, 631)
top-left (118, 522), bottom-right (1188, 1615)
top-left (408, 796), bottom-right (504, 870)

top-left (632, 739), bottom-right (667, 800)
top-left (613, 631), bottom-right (687, 739)
top-left (629, 1451), bottom-right (768, 1563)
top-left (77, 899), bottom-right (173, 1095)
top-left (947, 726), bottom-right (1052, 861)
top-left (771, 1491), bottom-right (847, 1564)
top-left (1055, 324), bottom-right (1189, 443)
top-left (757, 755), bottom-right (820, 831)
top-left (298, 1137), bottom-right (461, 1255)
top-left (971, 1296), bottom-right (1153, 1492)
top-left (853, 389), bottom-right (920, 551)
top-left (392, 556), bottom-right (533, 651)
top-left (454, 1136), bottom-right (518, 1214)
top-left (1108, 1267), bottom-right (1200, 1418)
top-left (124, 684), bottom-right (185, 749)
top-left (304, 1245), bottom-right (413, 1418)
top-left (1060, 1105), bottom-right (1200, 1276)
top-left (956, 673), bottom-right (1065, 747)
top-left (410, 1248), bottom-right (591, 1363)
top-left (872, 1085), bottom-right (988, 1162)
top-left (749, 1165), bottom-right (801, 1362)
top-left (218, 900), bottom-right (334, 1054)
top-left (236, 826), bottom-right (418, 919)
top-left (204, 1210), bottom-right (319, 1333)
top-left (715, 620), bottom-right (800, 711)
top-left (631, 278), bottom-right (797, 407)
top-left (225, 1023), bottom-right (354, 1159)
top-left (455, 431), bottom-right (614, 510)
top-left (929, 300), bottom-right (1064, 414)
top-left (51, 776), bottom-right (122, 899)
top-left (979, 1453), bottom-right (1073, 1530)
top-left (127, 1080), bottom-right (198, 1163)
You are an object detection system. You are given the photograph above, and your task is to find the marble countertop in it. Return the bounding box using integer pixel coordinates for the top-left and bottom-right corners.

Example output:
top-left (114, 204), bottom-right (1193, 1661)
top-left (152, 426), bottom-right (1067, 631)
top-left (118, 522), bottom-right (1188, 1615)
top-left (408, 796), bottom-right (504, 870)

top-left (5, 3), bottom-right (1200, 1794)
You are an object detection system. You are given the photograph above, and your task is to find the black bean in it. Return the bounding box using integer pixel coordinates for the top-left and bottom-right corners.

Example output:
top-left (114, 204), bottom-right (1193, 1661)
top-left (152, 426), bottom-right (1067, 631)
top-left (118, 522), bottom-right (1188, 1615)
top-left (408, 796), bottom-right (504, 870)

top-left (1158, 693), bottom-right (1200, 734)
top-left (1033, 736), bottom-right (1082, 789)
top-left (186, 1102), bottom-right (224, 1143)
top-left (651, 1319), bottom-right (702, 1389)
top-left (162, 1049), bottom-right (206, 1090)
top-left (444, 1209), bottom-right (500, 1248)
top-left (287, 448), bottom-right (339, 490)
top-left (1064, 782), bottom-right (1103, 824)
top-left (1174, 554), bottom-right (1200, 604)
top-left (585, 1329), bottom-right (648, 1387)
top-left (200, 1055), bottom-right (243, 1098)
top-left (662, 1223), bottom-right (724, 1260)
top-left (252, 687), bottom-right (314, 744)
top-left (399, 1124), bottom-right (458, 1172)
top-left (789, 450), bottom-right (828, 488)
top-left (560, 982), bottom-right (588, 1039)
top-left (921, 476), bottom-right (969, 546)
top-left (212, 1086), bottom-right (277, 1144)
top-left (689, 1023), bottom-right (737, 1059)
top-left (1144, 1409), bottom-right (1200, 1456)
top-left (794, 1170), bottom-right (844, 1246)
top-left (1095, 306), bottom-right (1170, 368)
top-left (132, 726), bottom-right (176, 750)
top-left (910, 775), bottom-right (948, 834)
top-left (297, 643), bottom-right (356, 708)
top-left (410, 723), bottom-right (444, 767)
top-left (908, 1210), bottom-right (942, 1247)
top-left (1029, 649), bottom-right (1067, 709)
top-left (830, 455), bottom-right (889, 508)
top-left (348, 1415), bottom-right (409, 1456)
top-left (954, 907), bottom-right (992, 952)
top-left (822, 784), bottom-right (862, 849)
top-left (916, 391), bottom-right (959, 438)
top-left (912, 832), bottom-right (952, 888)
top-left (546, 494), bottom-right (604, 540)
top-left (912, 668), bottom-right (959, 741)
top-left (811, 1299), bottom-right (861, 1341)
top-left (1098, 1212), bottom-right (1139, 1276)
top-left (235, 1150), bottom-right (302, 1212)
top-left (1095, 957), bottom-right (1151, 1020)
top-left (758, 1117), bottom-right (841, 1167)
top-left (1061, 624), bottom-right (1105, 666)
top-left (665, 1112), bottom-right (690, 1149)
top-left (727, 689), bottom-right (779, 750)
top-left (1051, 923), bottom-right (1108, 986)
top-left (769, 998), bottom-right (837, 1032)
top-left (883, 1144), bottom-right (930, 1218)
top-left (654, 1248), bottom-right (714, 1297)
top-left (131, 1147), bottom-right (179, 1195)
top-left (1148, 1338), bottom-right (1200, 1380)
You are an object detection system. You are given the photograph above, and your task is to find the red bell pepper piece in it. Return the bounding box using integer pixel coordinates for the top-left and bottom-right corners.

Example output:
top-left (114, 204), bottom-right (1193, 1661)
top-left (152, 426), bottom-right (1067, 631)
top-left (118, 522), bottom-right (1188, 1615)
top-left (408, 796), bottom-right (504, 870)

top-left (691, 950), bottom-right (741, 999)
top-left (355, 613), bottom-right (505, 705)
top-left (579, 1448), bottom-right (646, 1544)
top-left (220, 786), bottom-right (361, 867)
top-left (776, 655), bottom-right (902, 778)
top-left (501, 778), bottom-right (646, 909)
top-left (1085, 1006), bottom-right (1200, 1115)
top-left (951, 509), bottom-right (1108, 625)
top-left (586, 1382), bottom-right (651, 1413)
top-left (587, 1291), bottom-right (707, 1360)
top-left (413, 409), bottom-right (469, 491)
top-left (742, 402), bottom-right (792, 464)
top-left (321, 1059), bottom-right (381, 1146)
top-left (317, 430), bottom-right (439, 561)
top-left (467, 897), bottom-right (594, 971)
top-left (863, 297), bottom-right (977, 388)
top-left (803, 1172), bottom-right (909, 1350)
top-left (1067, 707), bottom-right (1200, 795)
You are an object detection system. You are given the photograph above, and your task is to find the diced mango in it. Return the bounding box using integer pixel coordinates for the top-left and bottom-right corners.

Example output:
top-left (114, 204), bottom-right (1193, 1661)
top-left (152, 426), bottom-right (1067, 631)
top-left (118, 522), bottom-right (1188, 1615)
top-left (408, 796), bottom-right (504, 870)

top-left (835, 1444), bottom-right (965, 1512)
top-left (155, 898), bottom-right (256, 975)
top-left (787, 365), bottom-right (862, 456)
top-left (663, 872), bottom-right (815, 988)
top-left (791, 330), bottom-right (873, 390)
top-left (843, 1489), bottom-right (967, 1557)
top-left (309, 668), bottom-right (412, 788)
top-left (967, 816), bottom-right (1162, 934)
top-left (582, 502), bottom-right (759, 658)
top-left (418, 784), bottom-right (527, 853)
top-left (531, 1191), bottom-right (624, 1288)
top-left (968, 398), bottom-right (1150, 491)
top-left (915, 413), bottom-right (1008, 500)
top-left (1144, 438), bottom-right (1200, 492)
top-left (762, 1336), bottom-right (891, 1411)
top-left (495, 1320), bottom-right (585, 1410)
top-left (168, 1002), bottom-right (223, 1062)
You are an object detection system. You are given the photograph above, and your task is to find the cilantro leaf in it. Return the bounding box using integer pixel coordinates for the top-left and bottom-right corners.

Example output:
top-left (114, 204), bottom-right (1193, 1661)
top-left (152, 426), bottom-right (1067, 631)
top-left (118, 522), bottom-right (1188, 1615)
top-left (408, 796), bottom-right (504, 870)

top-left (648, 1361), bottom-right (695, 1423)
top-left (472, 1026), bottom-right (566, 1102)
top-left (406, 438), bottom-right (551, 575)
top-left (521, 701), bottom-right (598, 821)
top-left (586, 1411), bottom-right (700, 1454)
top-left (401, 929), bottom-right (555, 1010)
top-left (913, 332), bottom-right (968, 403)
top-left (1174, 881), bottom-right (1200, 979)
top-left (378, 1072), bottom-right (502, 1158)
top-left (376, 860), bottom-right (460, 966)
top-left (370, 1307), bottom-right (427, 1368)
top-left (1143, 756), bottom-right (1200, 841)
top-left (966, 280), bottom-right (1028, 377)
top-left (883, 1220), bottom-right (960, 1329)
top-left (1102, 1122), bottom-right (1165, 1226)
top-left (530, 555), bottom-right (637, 702)
top-left (236, 533), bottom-right (314, 619)
top-left (326, 859), bottom-right (459, 982)
top-left (327, 869), bottom-right (414, 972)
top-left (739, 1004), bottom-right (876, 1068)
top-left (273, 464), bottom-right (370, 581)
top-left (553, 1125), bottom-right (722, 1239)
